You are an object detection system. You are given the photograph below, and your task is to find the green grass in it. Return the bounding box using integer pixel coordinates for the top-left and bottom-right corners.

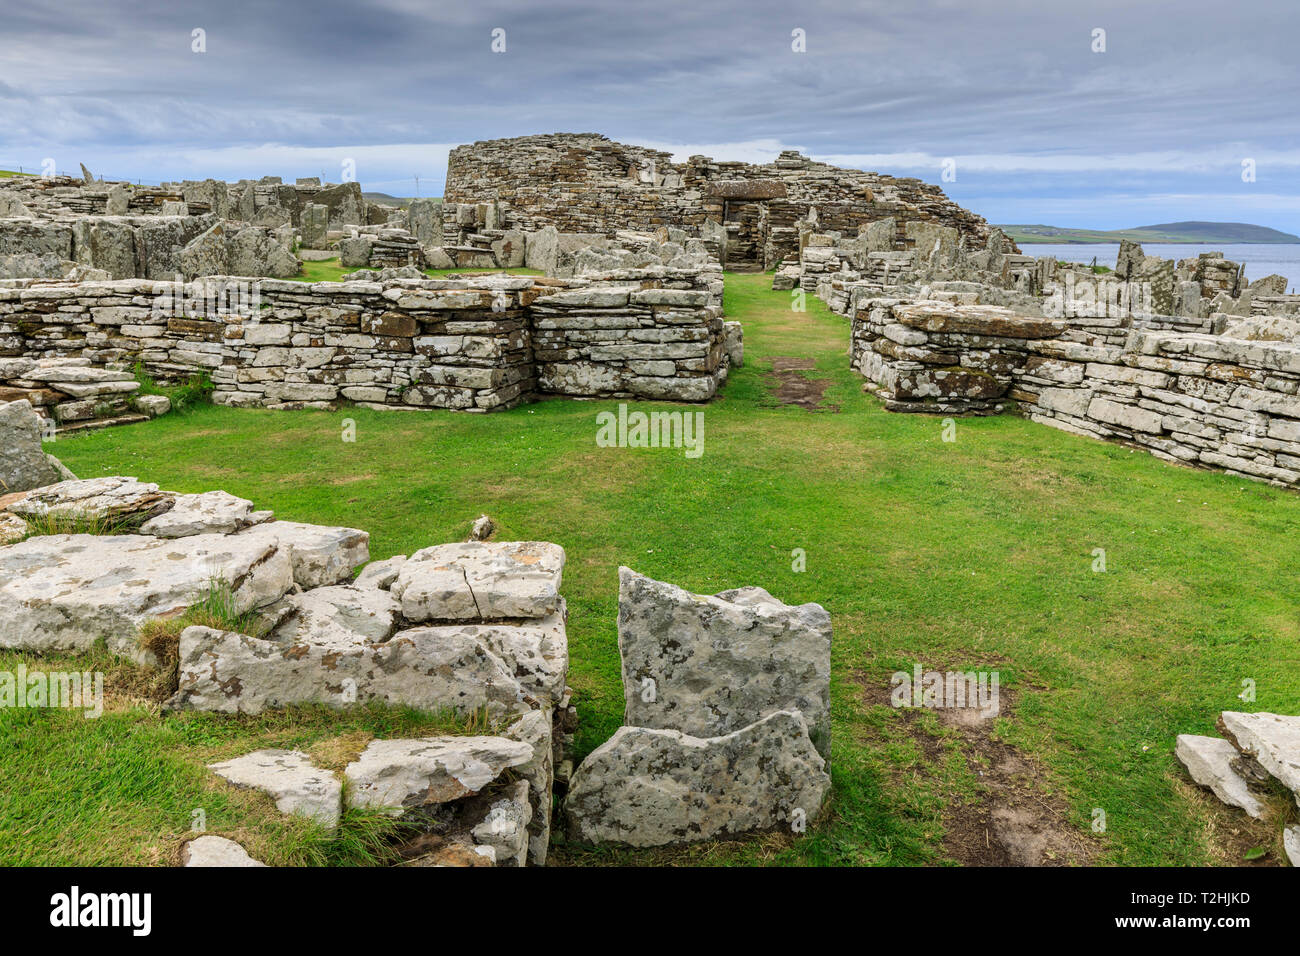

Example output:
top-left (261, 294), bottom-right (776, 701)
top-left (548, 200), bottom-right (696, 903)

top-left (5, 272), bottom-right (1300, 866)
top-left (0, 170), bottom-right (34, 179)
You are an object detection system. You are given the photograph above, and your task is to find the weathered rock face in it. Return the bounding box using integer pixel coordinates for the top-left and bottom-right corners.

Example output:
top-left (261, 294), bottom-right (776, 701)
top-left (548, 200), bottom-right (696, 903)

top-left (168, 623), bottom-right (539, 715)
top-left (1219, 711), bottom-right (1300, 801)
top-left (565, 710), bottom-right (830, 847)
top-left (208, 749), bottom-right (342, 829)
top-left (391, 541), bottom-right (566, 622)
top-left (344, 736), bottom-right (534, 811)
top-left (262, 584), bottom-right (402, 649)
top-left (1175, 734), bottom-right (1268, 819)
top-left (0, 532), bottom-right (294, 659)
top-left (618, 568), bottom-right (832, 757)
top-left (138, 490), bottom-right (265, 538)
top-left (0, 400), bottom-right (60, 493)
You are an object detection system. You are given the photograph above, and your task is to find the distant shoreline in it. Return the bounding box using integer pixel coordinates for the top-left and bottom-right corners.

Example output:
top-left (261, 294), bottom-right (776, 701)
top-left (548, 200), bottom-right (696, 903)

top-left (1013, 238), bottom-right (1300, 245)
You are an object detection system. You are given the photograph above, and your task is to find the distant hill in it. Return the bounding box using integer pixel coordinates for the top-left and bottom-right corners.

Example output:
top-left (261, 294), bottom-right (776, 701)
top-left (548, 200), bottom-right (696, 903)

top-left (362, 192), bottom-right (442, 209)
top-left (1001, 221), bottom-right (1300, 244)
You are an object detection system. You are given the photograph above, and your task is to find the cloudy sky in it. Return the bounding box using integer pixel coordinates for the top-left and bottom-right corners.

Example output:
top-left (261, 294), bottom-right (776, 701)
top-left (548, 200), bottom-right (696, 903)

top-left (2, 0), bottom-right (1298, 231)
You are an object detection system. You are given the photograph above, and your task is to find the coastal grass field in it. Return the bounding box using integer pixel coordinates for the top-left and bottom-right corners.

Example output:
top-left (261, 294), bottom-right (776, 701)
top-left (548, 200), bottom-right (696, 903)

top-left (3, 273), bottom-right (1299, 866)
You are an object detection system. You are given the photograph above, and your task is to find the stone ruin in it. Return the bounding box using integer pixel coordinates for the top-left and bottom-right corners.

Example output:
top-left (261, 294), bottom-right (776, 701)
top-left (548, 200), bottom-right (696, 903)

top-left (789, 221), bottom-right (1300, 493)
top-left (444, 132), bottom-right (1002, 271)
top-left (0, 458), bottom-right (834, 863)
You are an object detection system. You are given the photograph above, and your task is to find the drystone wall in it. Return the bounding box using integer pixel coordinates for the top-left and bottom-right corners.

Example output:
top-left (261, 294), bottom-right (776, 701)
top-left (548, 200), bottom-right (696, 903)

top-left (0, 269), bottom-right (728, 411)
top-left (444, 133), bottom-right (1001, 267)
top-left (850, 297), bottom-right (1300, 488)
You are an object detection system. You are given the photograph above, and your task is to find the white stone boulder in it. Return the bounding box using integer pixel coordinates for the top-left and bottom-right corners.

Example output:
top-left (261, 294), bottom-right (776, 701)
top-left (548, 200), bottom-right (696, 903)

top-left (180, 835), bottom-right (267, 867)
top-left (208, 749), bottom-right (341, 829)
top-left (1286, 824), bottom-right (1300, 867)
top-left (565, 710), bottom-right (830, 847)
top-left (391, 541), bottom-right (565, 622)
top-left (1175, 734), bottom-right (1268, 819)
top-left (617, 568), bottom-right (832, 757)
top-left (344, 736), bottom-right (533, 812)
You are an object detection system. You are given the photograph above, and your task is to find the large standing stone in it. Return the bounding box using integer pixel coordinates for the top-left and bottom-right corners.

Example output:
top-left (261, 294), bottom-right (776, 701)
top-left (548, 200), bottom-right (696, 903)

top-left (0, 400), bottom-right (60, 493)
top-left (344, 736), bottom-right (534, 811)
top-left (208, 749), bottom-right (342, 829)
top-left (565, 710), bottom-right (830, 847)
top-left (299, 203), bottom-right (329, 248)
top-left (1175, 734), bottom-right (1268, 819)
top-left (407, 198), bottom-right (443, 246)
top-left (390, 541), bottom-right (565, 622)
top-left (618, 568), bottom-right (832, 757)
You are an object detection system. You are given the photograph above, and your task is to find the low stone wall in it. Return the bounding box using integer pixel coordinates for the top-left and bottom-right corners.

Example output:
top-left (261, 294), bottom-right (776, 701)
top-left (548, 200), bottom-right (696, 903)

top-left (0, 271), bottom-right (727, 411)
top-left (852, 298), bottom-right (1300, 488)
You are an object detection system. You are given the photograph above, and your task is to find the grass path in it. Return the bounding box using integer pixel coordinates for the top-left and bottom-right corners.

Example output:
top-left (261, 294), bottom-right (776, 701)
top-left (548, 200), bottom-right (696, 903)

top-left (4, 273), bottom-right (1299, 865)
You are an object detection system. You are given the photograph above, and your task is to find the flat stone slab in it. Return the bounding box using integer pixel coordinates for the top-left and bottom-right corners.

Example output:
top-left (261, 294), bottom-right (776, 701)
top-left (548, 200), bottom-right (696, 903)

top-left (233, 520), bottom-right (369, 589)
top-left (168, 624), bottom-right (536, 716)
top-left (1220, 711), bottom-right (1300, 801)
top-left (1, 476), bottom-right (171, 521)
top-left (893, 302), bottom-right (1064, 339)
top-left (25, 366), bottom-right (136, 384)
top-left (345, 736), bottom-right (533, 812)
top-left (618, 568), bottom-right (832, 757)
top-left (0, 532), bottom-right (293, 659)
top-left (208, 749), bottom-right (341, 829)
top-left (565, 710), bottom-right (830, 848)
top-left (391, 541), bottom-right (565, 621)
top-left (263, 584), bottom-right (401, 649)
top-left (1175, 734), bottom-right (1268, 819)
top-left (180, 835), bottom-right (267, 867)
top-left (139, 490), bottom-right (264, 537)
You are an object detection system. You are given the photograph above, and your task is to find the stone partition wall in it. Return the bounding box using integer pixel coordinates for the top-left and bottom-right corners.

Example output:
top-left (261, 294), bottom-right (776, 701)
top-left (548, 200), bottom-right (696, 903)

top-left (0, 270), bottom-right (727, 412)
top-left (851, 296), bottom-right (1300, 488)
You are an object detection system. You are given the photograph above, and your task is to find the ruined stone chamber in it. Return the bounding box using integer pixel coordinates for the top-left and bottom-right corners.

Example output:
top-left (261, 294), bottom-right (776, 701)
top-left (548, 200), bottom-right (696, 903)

top-left (444, 132), bottom-right (1001, 271)
top-left (0, 269), bottom-right (729, 410)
